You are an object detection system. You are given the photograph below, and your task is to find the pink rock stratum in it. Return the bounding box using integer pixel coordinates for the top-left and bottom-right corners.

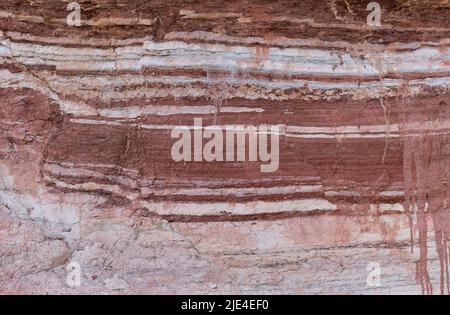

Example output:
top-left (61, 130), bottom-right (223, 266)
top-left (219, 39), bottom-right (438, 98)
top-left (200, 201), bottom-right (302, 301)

top-left (1, 0), bottom-right (450, 294)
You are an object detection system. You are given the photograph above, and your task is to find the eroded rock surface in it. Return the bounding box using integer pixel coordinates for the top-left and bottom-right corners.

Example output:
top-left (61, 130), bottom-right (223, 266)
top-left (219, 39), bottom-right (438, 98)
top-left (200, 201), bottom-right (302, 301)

top-left (1, 0), bottom-right (450, 294)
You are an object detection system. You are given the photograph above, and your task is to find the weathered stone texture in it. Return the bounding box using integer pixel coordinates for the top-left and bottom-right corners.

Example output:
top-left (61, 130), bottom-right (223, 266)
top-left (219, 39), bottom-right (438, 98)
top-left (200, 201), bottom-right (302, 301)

top-left (1, 0), bottom-right (450, 294)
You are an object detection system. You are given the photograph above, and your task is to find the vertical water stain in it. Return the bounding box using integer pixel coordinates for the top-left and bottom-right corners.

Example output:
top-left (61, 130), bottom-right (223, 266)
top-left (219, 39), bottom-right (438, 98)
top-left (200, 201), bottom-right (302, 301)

top-left (401, 100), bottom-right (450, 294)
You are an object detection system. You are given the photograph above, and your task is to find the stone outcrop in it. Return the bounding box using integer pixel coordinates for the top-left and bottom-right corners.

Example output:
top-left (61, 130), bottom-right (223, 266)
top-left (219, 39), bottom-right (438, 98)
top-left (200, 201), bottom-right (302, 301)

top-left (1, 0), bottom-right (450, 294)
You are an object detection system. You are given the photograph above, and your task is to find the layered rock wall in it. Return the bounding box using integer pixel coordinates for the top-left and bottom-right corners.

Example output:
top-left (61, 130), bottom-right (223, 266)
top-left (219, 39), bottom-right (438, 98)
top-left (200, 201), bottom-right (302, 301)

top-left (1, 0), bottom-right (450, 294)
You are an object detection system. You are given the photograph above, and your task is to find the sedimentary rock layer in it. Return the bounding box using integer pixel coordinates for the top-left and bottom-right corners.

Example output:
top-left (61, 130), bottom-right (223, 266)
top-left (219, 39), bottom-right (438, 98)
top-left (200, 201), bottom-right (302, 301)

top-left (1, 0), bottom-right (450, 294)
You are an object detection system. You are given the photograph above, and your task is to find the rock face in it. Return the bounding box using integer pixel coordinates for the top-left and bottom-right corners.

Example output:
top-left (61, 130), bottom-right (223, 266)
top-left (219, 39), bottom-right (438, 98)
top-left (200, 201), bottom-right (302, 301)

top-left (1, 0), bottom-right (450, 294)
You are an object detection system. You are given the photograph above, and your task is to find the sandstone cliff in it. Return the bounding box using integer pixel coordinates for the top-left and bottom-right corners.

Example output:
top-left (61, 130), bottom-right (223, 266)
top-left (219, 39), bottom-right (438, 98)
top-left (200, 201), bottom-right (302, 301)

top-left (1, 0), bottom-right (450, 294)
